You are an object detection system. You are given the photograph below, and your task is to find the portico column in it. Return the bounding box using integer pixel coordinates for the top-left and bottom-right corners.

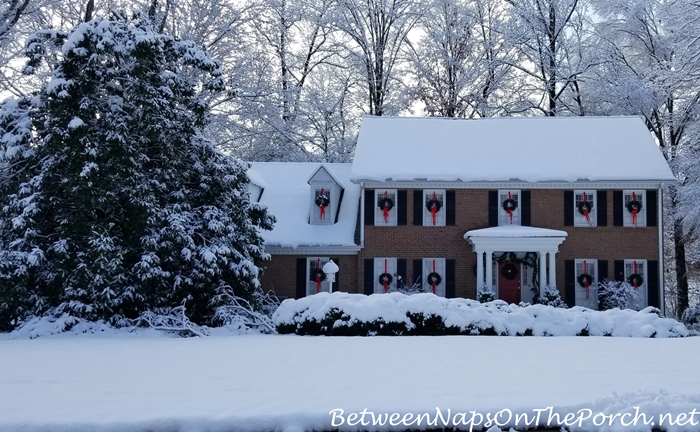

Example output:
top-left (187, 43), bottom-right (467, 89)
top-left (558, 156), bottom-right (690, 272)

top-left (548, 251), bottom-right (557, 289)
top-left (476, 250), bottom-right (484, 291)
top-left (538, 252), bottom-right (546, 298)
top-left (485, 251), bottom-right (493, 291)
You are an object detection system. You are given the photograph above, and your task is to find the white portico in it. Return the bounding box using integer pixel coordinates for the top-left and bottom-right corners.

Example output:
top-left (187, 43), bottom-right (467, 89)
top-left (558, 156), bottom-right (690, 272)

top-left (464, 225), bottom-right (567, 301)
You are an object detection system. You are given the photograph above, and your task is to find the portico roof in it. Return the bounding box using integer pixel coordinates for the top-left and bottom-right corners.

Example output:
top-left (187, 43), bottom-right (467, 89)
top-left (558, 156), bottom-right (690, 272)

top-left (464, 225), bottom-right (567, 252)
top-left (465, 225), bottom-right (568, 238)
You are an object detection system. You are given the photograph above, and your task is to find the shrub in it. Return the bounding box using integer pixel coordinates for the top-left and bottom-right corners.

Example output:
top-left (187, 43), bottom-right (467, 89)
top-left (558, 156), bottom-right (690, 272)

top-left (598, 280), bottom-right (642, 310)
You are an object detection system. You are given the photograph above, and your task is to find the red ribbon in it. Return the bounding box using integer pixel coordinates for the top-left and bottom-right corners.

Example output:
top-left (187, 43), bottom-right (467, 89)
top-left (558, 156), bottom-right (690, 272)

top-left (431, 260), bottom-right (437, 294)
top-left (431, 192), bottom-right (438, 225)
top-left (631, 192), bottom-right (638, 226)
top-left (319, 188), bottom-right (326, 220)
top-left (383, 259), bottom-right (389, 293)
top-left (583, 260), bottom-right (590, 299)
top-left (583, 192), bottom-right (592, 226)
top-left (633, 261), bottom-right (638, 289)
top-left (315, 259), bottom-right (322, 293)
top-left (506, 191), bottom-right (513, 223)
top-left (383, 191), bottom-right (390, 223)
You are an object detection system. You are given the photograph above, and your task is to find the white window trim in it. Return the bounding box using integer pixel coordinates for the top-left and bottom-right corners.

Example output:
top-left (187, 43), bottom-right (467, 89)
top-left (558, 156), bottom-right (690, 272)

top-left (422, 258), bottom-right (446, 297)
top-left (310, 184), bottom-right (334, 225)
top-left (422, 189), bottom-right (446, 227)
top-left (623, 190), bottom-right (647, 227)
top-left (574, 190), bottom-right (597, 227)
top-left (374, 257), bottom-right (397, 294)
top-left (624, 259), bottom-right (647, 310)
top-left (498, 189), bottom-right (521, 226)
top-left (306, 257), bottom-right (331, 296)
top-left (574, 259), bottom-right (598, 309)
top-left (374, 189), bottom-right (398, 226)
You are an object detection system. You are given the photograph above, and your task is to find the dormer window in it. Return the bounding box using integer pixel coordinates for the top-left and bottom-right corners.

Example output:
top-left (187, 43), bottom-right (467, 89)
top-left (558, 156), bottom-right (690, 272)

top-left (312, 187), bottom-right (331, 223)
top-left (308, 165), bottom-right (343, 225)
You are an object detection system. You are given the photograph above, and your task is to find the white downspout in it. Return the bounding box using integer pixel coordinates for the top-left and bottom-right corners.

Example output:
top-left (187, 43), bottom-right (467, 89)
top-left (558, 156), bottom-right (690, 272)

top-left (658, 186), bottom-right (665, 315)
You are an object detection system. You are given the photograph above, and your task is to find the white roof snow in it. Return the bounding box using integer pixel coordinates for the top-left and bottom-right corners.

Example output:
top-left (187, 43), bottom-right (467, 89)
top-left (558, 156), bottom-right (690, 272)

top-left (465, 225), bottom-right (568, 238)
top-left (351, 116), bottom-right (676, 184)
top-left (249, 162), bottom-right (360, 249)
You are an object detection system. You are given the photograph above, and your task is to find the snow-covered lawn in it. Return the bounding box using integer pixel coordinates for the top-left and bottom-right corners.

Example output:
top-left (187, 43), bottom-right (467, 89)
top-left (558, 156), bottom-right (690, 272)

top-left (1, 334), bottom-right (700, 432)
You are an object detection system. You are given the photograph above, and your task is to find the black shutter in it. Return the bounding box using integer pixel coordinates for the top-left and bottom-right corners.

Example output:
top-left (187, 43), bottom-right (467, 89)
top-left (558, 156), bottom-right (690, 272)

top-left (364, 189), bottom-right (374, 225)
top-left (397, 259), bottom-right (407, 286)
top-left (296, 258), bottom-right (307, 299)
top-left (413, 190), bottom-right (423, 225)
top-left (446, 190), bottom-right (456, 226)
top-left (333, 264), bottom-right (340, 292)
top-left (413, 259), bottom-right (423, 288)
top-left (521, 190), bottom-right (531, 226)
top-left (488, 190), bottom-right (498, 227)
top-left (565, 260), bottom-right (575, 308)
top-left (597, 191), bottom-right (607, 226)
top-left (564, 191), bottom-right (574, 226)
top-left (647, 190), bottom-right (658, 227)
top-left (614, 260), bottom-right (625, 282)
top-left (364, 259), bottom-right (374, 295)
top-left (598, 260), bottom-right (608, 282)
top-left (397, 190), bottom-right (407, 225)
top-left (647, 260), bottom-right (660, 308)
top-left (613, 191), bottom-right (623, 226)
top-left (446, 259), bottom-right (456, 298)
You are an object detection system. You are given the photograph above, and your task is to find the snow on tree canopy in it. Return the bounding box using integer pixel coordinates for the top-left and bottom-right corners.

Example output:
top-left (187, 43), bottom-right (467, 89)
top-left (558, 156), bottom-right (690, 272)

top-left (350, 116), bottom-right (677, 183)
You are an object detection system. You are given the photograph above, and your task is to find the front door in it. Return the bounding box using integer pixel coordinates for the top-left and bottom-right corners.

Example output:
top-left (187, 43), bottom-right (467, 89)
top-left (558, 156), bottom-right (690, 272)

top-left (498, 261), bottom-right (521, 303)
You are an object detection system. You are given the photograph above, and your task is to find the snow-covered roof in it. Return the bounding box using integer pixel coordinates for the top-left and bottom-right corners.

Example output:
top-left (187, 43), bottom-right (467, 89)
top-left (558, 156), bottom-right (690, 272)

top-left (351, 116), bottom-right (676, 184)
top-left (465, 225), bottom-right (568, 238)
top-left (249, 162), bottom-right (360, 250)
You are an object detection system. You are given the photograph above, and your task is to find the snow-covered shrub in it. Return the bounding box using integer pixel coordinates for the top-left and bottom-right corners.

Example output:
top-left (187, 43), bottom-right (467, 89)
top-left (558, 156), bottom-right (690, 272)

top-left (478, 284), bottom-right (496, 303)
top-left (211, 290), bottom-right (279, 334)
top-left (533, 286), bottom-right (567, 308)
top-left (681, 303), bottom-right (700, 332)
top-left (273, 292), bottom-right (689, 337)
top-left (598, 280), bottom-right (642, 310)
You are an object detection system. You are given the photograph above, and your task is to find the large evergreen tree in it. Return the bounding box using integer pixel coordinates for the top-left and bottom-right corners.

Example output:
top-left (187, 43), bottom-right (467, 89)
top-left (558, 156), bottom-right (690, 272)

top-left (0, 13), bottom-right (274, 330)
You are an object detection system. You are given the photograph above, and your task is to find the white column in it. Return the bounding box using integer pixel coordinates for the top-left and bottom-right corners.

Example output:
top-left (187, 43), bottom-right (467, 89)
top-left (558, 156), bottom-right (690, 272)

top-left (485, 251), bottom-right (494, 292)
top-left (548, 251), bottom-right (556, 289)
top-left (476, 250), bottom-right (484, 292)
top-left (539, 252), bottom-right (546, 298)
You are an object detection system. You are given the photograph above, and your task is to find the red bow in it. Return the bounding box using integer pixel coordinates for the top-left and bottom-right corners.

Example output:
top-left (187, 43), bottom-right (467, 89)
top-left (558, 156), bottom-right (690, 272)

top-left (431, 192), bottom-right (438, 225)
top-left (582, 192), bottom-right (592, 226)
top-left (633, 261), bottom-right (638, 289)
top-left (319, 188), bottom-right (326, 220)
top-left (383, 259), bottom-right (389, 293)
top-left (631, 192), bottom-right (638, 226)
top-left (506, 191), bottom-right (513, 223)
top-left (383, 191), bottom-right (390, 223)
top-left (431, 260), bottom-right (437, 294)
top-left (315, 259), bottom-right (322, 293)
top-left (583, 260), bottom-right (590, 299)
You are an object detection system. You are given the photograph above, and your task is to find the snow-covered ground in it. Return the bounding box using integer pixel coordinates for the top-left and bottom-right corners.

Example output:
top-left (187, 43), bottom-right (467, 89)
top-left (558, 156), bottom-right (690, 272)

top-left (1, 334), bottom-right (699, 432)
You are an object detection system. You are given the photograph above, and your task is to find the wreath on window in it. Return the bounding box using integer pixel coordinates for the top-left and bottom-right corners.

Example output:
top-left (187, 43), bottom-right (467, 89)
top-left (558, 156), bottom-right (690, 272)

top-left (626, 199), bottom-right (643, 214)
top-left (577, 201), bottom-right (593, 216)
top-left (315, 194), bottom-right (330, 208)
top-left (501, 263), bottom-right (518, 280)
top-left (502, 198), bottom-right (518, 212)
top-left (378, 272), bottom-right (393, 286)
top-left (577, 273), bottom-right (593, 288)
top-left (426, 197), bottom-right (442, 212)
top-left (426, 272), bottom-right (442, 286)
top-left (627, 273), bottom-right (644, 288)
top-left (377, 196), bottom-right (394, 212)
top-left (309, 269), bottom-right (326, 283)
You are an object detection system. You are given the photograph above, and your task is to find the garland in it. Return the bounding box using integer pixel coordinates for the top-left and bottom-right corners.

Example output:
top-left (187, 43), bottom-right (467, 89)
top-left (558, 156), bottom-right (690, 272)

top-left (502, 191), bottom-right (517, 223)
top-left (626, 192), bottom-right (643, 226)
top-left (425, 192), bottom-right (442, 225)
top-left (500, 263), bottom-right (519, 280)
top-left (577, 260), bottom-right (593, 298)
top-left (377, 191), bottom-right (394, 223)
top-left (577, 192), bottom-right (593, 226)
top-left (628, 260), bottom-right (643, 289)
top-left (315, 188), bottom-right (330, 220)
top-left (309, 258), bottom-right (326, 293)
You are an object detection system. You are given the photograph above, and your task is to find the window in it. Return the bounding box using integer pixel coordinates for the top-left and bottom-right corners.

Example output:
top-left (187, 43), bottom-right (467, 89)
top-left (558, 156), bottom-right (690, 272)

top-left (574, 259), bottom-right (598, 309)
top-left (624, 259), bottom-right (647, 310)
top-left (498, 190), bottom-right (520, 226)
top-left (623, 190), bottom-right (646, 227)
top-left (311, 187), bottom-right (332, 224)
top-left (422, 258), bottom-right (446, 297)
top-left (374, 258), bottom-right (397, 293)
top-left (374, 189), bottom-right (398, 226)
top-left (422, 189), bottom-right (446, 226)
top-left (574, 190), bottom-right (597, 227)
top-left (307, 257), bottom-right (331, 296)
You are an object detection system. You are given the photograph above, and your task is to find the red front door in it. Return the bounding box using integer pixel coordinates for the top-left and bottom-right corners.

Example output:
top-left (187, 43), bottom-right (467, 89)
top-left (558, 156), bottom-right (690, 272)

top-left (498, 261), bottom-right (521, 304)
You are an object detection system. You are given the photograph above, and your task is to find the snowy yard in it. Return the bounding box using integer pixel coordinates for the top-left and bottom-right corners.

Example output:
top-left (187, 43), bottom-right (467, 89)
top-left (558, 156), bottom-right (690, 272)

top-left (1, 334), bottom-right (700, 432)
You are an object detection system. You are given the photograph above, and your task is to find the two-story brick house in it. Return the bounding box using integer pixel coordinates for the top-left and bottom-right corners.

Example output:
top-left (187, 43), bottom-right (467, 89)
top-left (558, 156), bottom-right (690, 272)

top-left (253, 116), bottom-right (676, 312)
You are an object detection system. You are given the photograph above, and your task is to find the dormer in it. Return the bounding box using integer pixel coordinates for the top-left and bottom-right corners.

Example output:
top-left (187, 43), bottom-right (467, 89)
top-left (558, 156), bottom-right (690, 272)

top-left (246, 168), bottom-right (265, 202)
top-left (308, 165), bottom-right (344, 225)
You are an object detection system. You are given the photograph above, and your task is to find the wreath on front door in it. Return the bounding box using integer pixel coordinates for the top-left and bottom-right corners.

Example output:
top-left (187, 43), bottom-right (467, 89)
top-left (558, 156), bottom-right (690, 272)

top-left (501, 263), bottom-right (519, 280)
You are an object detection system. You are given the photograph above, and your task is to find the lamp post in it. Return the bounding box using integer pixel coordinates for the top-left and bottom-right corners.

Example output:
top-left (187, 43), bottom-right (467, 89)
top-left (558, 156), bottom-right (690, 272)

top-left (323, 260), bottom-right (339, 293)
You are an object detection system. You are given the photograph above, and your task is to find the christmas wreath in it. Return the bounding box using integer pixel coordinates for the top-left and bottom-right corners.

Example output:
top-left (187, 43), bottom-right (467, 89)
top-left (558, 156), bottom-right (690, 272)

top-left (577, 201), bottom-right (593, 216)
top-left (315, 194), bottom-right (330, 208)
top-left (502, 198), bottom-right (518, 212)
top-left (626, 199), bottom-right (643, 214)
top-left (425, 197), bottom-right (442, 212)
top-left (426, 272), bottom-right (442, 286)
top-left (378, 272), bottom-right (393, 286)
top-left (309, 269), bottom-right (326, 283)
top-left (378, 196), bottom-right (394, 212)
top-left (627, 273), bottom-right (644, 288)
top-left (501, 263), bottom-right (518, 280)
top-left (577, 273), bottom-right (593, 288)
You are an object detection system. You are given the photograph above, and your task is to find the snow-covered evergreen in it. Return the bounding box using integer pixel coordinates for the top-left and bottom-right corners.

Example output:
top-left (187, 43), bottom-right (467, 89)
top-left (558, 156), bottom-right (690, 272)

top-left (0, 13), bottom-right (274, 330)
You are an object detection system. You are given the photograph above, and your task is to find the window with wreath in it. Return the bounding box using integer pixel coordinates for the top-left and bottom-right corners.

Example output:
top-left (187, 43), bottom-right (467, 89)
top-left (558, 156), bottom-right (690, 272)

top-left (498, 190), bottom-right (520, 226)
top-left (574, 259), bottom-right (598, 309)
top-left (422, 189), bottom-right (446, 226)
top-left (422, 258), bottom-right (446, 296)
top-left (374, 189), bottom-right (397, 226)
top-left (311, 187), bottom-right (332, 224)
top-left (374, 257), bottom-right (397, 293)
top-left (623, 190), bottom-right (646, 227)
top-left (307, 257), bottom-right (331, 296)
top-left (574, 191), bottom-right (596, 227)
top-left (624, 259), bottom-right (647, 310)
